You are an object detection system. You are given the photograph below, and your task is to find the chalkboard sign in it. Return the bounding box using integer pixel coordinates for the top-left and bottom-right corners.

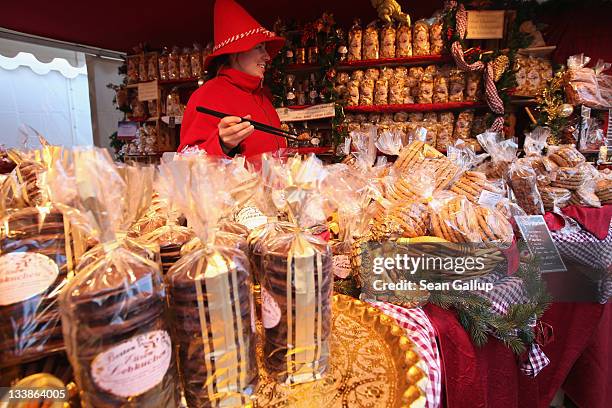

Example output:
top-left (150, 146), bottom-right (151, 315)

top-left (515, 215), bottom-right (566, 273)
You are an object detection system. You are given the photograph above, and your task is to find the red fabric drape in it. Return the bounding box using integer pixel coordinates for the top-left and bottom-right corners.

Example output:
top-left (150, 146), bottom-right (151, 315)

top-left (424, 303), bottom-right (611, 408)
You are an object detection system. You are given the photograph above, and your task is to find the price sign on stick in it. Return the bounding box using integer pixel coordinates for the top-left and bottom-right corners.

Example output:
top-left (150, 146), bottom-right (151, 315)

top-left (515, 215), bottom-right (566, 273)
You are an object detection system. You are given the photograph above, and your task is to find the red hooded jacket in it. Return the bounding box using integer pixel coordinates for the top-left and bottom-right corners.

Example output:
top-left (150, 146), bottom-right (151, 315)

top-left (179, 67), bottom-right (287, 157)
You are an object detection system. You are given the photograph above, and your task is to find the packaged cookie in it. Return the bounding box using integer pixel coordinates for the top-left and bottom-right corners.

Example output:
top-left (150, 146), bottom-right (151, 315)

top-left (429, 194), bottom-right (482, 243)
top-left (260, 156), bottom-right (333, 384)
top-left (547, 145), bottom-right (586, 168)
top-left (450, 170), bottom-right (505, 205)
top-left (413, 20), bottom-right (431, 56)
top-left (402, 86), bottom-right (415, 104)
top-left (347, 80), bottom-right (360, 106)
top-left (429, 19), bottom-right (444, 55)
top-left (380, 67), bottom-right (394, 81)
top-left (394, 111), bottom-right (409, 122)
top-left (433, 74), bottom-right (449, 103)
top-left (126, 55), bottom-right (139, 84)
top-left (50, 149), bottom-right (181, 408)
top-left (408, 112), bottom-right (424, 122)
top-left (380, 25), bottom-right (396, 58)
top-left (0, 205), bottom-right (80, 367)
top-left (348, 20), bottom-right (363, 61)
top-left (146, 52), bottom-right (159, 81)
top-left (470, 114), bottom-right (488, 138)
top-left (159, 158), bottom-right (259, 407)
top-left (436, 123), bottom-right (455, 151)
top-left (158, 48), bottom-right (169, 81)
top-left (449, 70), bottom-right (466, 102)
top-left (465, 72), bottom-right (482, 102)
top-left (394, 66), bottom-right (408, 79)
top-left (337, 71), bottom-right (351, 84)
top-left (508, 158), bottom-right (545, 215)
top-left (190, 44), bottom-right (203, 78)
top-left (418, 73), bottom-right (434, 104)
top-left (476, 132), bottom-right (518, 180)
top-left (540, 186), bottom-right (571, 212)
top-left (362, 22), bottom-right (379, 60)
top-left (351, 70), bottom-right (365, 82)
top-left (396, 23), bottom-right (413, 57)
top-left (375, 78), bottom-right (389, 105)
top-left (425, 65), bottom-right (438, 75)
top-left (179, 47), bottom-right (192, 79)
top-left (365, 68), bottom-right (380, 81)
top-left (137, 53), bottom-right (148, 82)
top-left (168, 46), bottom-right (180, 80)
top-left (389, 76), bottom-right (405, 104)
top-left (439, 111), bottom-right (455, 124)
top-left (453, 110), bottom-right (475, 139)
top-left (359, 78), bottom-right (375, 105)
top-left (406, 67), bottom-right (424, 88)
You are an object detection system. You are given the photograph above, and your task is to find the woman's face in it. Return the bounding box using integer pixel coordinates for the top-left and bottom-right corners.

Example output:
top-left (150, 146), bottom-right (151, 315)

top-left (231, 43), bottom-right (270, 78)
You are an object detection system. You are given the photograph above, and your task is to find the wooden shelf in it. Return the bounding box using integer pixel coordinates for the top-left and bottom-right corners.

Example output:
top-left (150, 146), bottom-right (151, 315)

top-left (344, 101), bottom-right (486, 114)
top-left (510, 97), bottom-right (538, 106)
top-left (337, 54), bottom-right (452, 70)
top-left (285, 63), bottom-right (321, 74)
top-left (283, 146), bottom-right (334, 155)
top-left (126, 78), bottom-right (201, 88)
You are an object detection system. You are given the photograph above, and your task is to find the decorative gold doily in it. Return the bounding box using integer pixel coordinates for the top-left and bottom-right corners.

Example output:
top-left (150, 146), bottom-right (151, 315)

top-left (253, 294), bottom-right (427, 408)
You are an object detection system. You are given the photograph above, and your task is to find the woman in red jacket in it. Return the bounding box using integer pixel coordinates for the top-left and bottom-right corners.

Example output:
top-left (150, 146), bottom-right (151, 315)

top-left (179, 0), bottom-right (287, 157)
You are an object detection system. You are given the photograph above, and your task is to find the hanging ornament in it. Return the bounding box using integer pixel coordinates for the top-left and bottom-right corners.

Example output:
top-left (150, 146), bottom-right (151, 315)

top-left (491, 55), bottom-right (509, 82)
top-left (557, 103), bottom-right (574, 118)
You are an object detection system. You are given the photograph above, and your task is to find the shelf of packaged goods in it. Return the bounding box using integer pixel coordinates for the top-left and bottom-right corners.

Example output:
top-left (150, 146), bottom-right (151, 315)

top-left (127, 78), bottom-right (202, 88)
top-left (344, 101), bottom-right (486, 114)
top-left (285, 63), bottom-right (322, 74)
top-left (125, 117), bottom-right (160, 123)
top-left (336, 54), bottom-right (452, 70)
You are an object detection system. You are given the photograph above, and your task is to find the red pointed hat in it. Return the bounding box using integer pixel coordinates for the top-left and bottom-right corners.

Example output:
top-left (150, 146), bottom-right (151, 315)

top-left (204, 0), bottom-right (285, 69)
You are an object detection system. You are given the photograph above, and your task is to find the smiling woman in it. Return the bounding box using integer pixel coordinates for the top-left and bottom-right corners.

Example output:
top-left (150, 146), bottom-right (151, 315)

top-left (178, 0), bottom-right (288, 158)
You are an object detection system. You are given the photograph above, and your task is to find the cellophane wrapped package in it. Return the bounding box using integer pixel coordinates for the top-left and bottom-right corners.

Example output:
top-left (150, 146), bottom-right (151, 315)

top-left (159, 157), bottom-right (258, 407)
top-left (49, 148), bottom-right (181, 407)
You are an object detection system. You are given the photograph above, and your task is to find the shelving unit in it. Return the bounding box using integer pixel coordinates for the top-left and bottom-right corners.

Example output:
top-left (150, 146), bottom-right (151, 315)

top-left (336, 54), bottom-right (452, 70)
top-left (345, 101), bottom-right (486, 114)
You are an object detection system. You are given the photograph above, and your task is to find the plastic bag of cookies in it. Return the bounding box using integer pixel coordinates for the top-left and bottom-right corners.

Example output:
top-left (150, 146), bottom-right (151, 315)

top-left (429, 193), bottom-right (482, 243)
top-left (359, 78), bottom-right (375, 105)
top-left (389, 76), bottom-right (405, 104)
top-left (351, 69), bottom-right (365, 82)
top-left (348, 20), bottom-right (363, 61)
top-left (396, 23), bottom-right (413, 57)
top-left (362, 22), bottom-right (379, 60)
top-left (476, 132), bottom-right (518, 180)
top-left (50, 149), bottom-right (181, 408)
top-left (539, 186), bottom-right (571, 212)
top-left (547, 145), bottom-right (586, 167)
top-left (374, 78), bottom-right (389, 105)
top-left (380, 24), bottom-right (396, 58)
top-left (465, 72), bottom-right (482, 102)
top-left (365, 68), bottom-right (380, 81)
top-left (418, 73), bottom-right (435, 104)
top-left (433, 74), bottom-right (449, 103)
top-left (413, 20), bottom-right (430, 56)
top-left (449, 70), bottom-right (466, 102)
top-left (429, 19), bottom-right (444, 55)
top-left (453, 110), bottom-right (475, 140)
top-left (508, 158), bottom-right (545, 215)
top-left (347, 80), bottom-right (360, 106)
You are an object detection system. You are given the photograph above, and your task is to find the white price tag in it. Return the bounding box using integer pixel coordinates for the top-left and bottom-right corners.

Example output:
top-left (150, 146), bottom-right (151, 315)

top-left (478, 190), bottom-right (504, 208)
top-left (235, 206), bottom-right (267, 230)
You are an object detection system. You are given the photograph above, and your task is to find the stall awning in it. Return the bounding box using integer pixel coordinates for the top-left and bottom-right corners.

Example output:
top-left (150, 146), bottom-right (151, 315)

top-left (0, 0), bottom-right (442, 53)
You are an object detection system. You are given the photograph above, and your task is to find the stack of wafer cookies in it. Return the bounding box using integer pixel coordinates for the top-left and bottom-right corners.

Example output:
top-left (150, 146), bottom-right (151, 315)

top-left (539, 186), bottom-right (572, 211)
top-left (450, 171), bottom-right (504, 204)
top-left (568, 187), bottom-right (602, 208)
top-left (548, 145), bottom-right (586, 168)
top-left (550, 166), bottom-right (588, 190)
top-left (595, 178), bottom-right (612, 204)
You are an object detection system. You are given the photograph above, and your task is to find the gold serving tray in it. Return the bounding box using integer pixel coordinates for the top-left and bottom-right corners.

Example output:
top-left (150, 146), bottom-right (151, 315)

top-left (253, 294), bottom-right (428, 408)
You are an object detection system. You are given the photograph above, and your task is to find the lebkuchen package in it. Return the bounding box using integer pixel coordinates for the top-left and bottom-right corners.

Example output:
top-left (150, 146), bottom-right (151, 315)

top-left (48, 148), bottom-right (181, 407)
top-left (0, 146), bottom-right (85, 367)
top-left (158, 157), bottom-right (258, 408)
top-left (258, 154), bottom-right (334, 385)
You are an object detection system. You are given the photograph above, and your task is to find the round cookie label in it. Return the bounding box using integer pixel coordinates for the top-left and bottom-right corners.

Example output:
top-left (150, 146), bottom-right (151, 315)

top-left (261, 286), bottom-right (281, 329)
top-left (91, 330), bottom-right (172, 398)
top-left (332, 255), bottom-right (352, 279)
top-left (0, 252), bottom-right (59, 306)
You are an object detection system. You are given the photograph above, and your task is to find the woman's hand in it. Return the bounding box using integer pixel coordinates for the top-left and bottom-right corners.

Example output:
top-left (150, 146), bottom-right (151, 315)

top-left (218, 115), bottom-right (255, 149)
